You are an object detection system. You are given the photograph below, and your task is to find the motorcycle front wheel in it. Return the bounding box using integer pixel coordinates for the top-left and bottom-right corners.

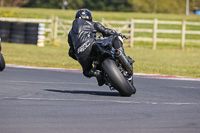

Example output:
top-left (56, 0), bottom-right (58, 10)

top-left (102, 58), bottom-right (136, 97)
top-left (0, 53), bottom-right (5, 71)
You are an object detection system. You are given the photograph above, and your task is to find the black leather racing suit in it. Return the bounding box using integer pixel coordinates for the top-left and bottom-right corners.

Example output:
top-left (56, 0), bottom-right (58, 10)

top-left (68, 19), bottom-right (117, 77)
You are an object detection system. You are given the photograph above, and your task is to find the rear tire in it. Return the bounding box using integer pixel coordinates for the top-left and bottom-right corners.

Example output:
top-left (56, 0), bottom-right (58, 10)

top-left (102, 58), bottom-right (136, 97)
top-left (130, 72), bottom-right (136, 94)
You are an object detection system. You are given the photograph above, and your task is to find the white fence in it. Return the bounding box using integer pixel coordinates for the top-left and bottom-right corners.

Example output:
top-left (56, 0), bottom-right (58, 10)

top-left (54, 16), bottom-right (72, 43)
top-left (1, 17), bottom-right (200, 49)
top-left (102, 18), bottom-right (200, 49)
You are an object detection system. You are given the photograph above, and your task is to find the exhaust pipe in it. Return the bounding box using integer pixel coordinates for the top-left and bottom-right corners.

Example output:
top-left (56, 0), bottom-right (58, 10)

top-left (114, 49), bottom-right (132, 74)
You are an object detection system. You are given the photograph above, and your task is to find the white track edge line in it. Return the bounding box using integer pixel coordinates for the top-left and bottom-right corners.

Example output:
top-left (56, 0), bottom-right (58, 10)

top-left (6, 64), bottom-right (200, 81)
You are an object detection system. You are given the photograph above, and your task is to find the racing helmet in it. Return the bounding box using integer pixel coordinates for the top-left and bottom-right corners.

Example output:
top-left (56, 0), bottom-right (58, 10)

top-left (75, 9), bottom-right (92, 21)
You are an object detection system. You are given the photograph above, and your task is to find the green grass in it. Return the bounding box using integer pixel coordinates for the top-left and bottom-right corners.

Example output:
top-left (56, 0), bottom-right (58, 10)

top-left (2, 42), bottom-right (200, 78)
top-left (1, 43), bottom-right (79, 69)
top-left (126, 44), bottom-right (200, 78)
top-left (1, 7), bottom-right (200, 21)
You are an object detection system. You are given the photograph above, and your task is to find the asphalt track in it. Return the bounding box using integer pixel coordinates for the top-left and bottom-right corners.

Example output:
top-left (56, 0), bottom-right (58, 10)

top-left (0, 66), bottom-right (200, 133)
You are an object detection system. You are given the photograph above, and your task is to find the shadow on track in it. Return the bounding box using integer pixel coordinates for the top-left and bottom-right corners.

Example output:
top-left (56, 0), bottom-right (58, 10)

top-left (44, 89), bottom-right (120, 97)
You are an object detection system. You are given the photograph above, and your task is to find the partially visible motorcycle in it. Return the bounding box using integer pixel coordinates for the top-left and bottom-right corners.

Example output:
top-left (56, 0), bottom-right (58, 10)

top-left (91, 33), bottom-right (136, 97)
top-left (0, 38), bottom-right (5, 71)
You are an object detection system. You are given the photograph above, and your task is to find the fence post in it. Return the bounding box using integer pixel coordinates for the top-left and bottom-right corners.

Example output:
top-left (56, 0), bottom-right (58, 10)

top-left (50, 16), bottom-right (55, 42)
top-left (54, 16), bottom-right (58, 42)
top-left (130, 19), bottom-right (134, 47)
top-left (153, 18), bottom-right (158, 50)
top-left (102, 18), bottom-right (105, 26)
top-left (181, 20), bottom-right (186, 50)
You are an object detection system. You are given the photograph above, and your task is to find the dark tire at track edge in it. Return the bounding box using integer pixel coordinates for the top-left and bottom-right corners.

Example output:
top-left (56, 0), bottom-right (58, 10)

top-left (102, 58), bottom-right (135, 97)
top-left (0, 53), bottom-right (5, 71)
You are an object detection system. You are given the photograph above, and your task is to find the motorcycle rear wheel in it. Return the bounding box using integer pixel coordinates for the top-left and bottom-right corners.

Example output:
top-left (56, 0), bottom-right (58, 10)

top-left (102, 58), bottom-right (136, 97)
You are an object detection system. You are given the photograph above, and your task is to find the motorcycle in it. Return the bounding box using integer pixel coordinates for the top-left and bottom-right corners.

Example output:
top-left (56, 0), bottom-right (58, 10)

top-left (91, 33), bottom-right (136, 97)
top-left (0, 38), bottom-right (5, 71)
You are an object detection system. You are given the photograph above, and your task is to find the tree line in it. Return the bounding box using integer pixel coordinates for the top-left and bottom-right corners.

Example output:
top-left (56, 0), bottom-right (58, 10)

top-left (1, 0), bottom-right (200, 14)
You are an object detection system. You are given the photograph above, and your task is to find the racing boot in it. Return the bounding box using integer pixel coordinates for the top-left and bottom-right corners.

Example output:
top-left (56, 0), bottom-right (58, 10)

top-left (89, 69), bottom-right (105, 86)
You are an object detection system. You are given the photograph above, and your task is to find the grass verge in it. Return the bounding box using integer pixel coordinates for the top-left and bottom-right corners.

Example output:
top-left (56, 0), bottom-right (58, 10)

top-left (1, 42), bottom-right (200, 78)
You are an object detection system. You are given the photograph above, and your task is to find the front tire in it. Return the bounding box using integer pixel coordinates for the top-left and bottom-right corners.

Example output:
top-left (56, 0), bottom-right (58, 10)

top-left (0, 53), bottom-right (5, 71)
top-left (102, 58), bottom-right (136, 96)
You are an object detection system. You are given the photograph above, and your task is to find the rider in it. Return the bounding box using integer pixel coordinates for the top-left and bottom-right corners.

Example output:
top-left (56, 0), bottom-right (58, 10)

top-left (68, 8), bottom-right (133, 86)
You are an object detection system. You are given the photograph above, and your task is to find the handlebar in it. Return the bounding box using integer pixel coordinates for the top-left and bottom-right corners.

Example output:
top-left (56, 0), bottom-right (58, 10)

top-left (118, 33), bottom-right (128, 40)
